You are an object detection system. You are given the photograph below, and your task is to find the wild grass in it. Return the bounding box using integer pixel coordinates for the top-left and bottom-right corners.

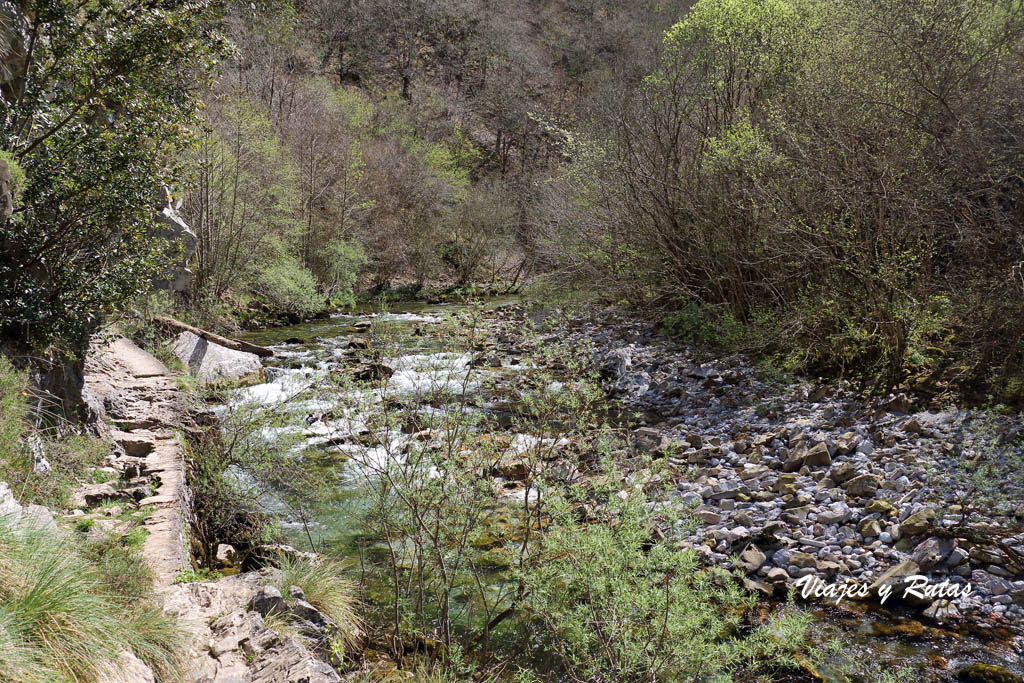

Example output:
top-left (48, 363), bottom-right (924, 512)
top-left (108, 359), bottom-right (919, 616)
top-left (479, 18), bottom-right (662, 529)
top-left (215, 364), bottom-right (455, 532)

top-left (0, 357), bottom-right (108, 509)
top-left (273, 556), bottom-right (362, 649)
top-left (0, 518), bottom-right (186, 681)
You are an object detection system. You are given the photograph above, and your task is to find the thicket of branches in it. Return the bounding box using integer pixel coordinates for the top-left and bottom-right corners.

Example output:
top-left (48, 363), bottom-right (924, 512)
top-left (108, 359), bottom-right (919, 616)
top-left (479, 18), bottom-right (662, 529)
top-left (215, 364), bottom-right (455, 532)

top-left (542, 0), bottom-right (1024, 402)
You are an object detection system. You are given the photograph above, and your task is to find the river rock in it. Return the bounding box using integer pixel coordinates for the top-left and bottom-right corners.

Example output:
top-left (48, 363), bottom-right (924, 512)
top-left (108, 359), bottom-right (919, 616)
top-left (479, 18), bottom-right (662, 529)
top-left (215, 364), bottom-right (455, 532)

top-left (911, 536), bottom-right (953, 571)
top-left (843, 474), bottom-right (880, 497)
top-left (900, 509), bottom-right (937, 537)
top-left (955, 662), bottom-right (1024, 683)
top-left (803, 442), bottom-right (832, 467)
top-left (819, 501), bottom-right (853, 525)
top-left (829, 461), bottom-right (857, 484)
top-left (171, 331), bottom-right (263, 383)
top-left (865, 499), bottom-right (896, 516)
top-left (350, 362), bottom-right (394, 382)
top-left (868, 561), bottom-right (921, 600)
top-left (736, 544), bottom-right (767, 573)
top-left (858, 519), bottom-right (882, 538)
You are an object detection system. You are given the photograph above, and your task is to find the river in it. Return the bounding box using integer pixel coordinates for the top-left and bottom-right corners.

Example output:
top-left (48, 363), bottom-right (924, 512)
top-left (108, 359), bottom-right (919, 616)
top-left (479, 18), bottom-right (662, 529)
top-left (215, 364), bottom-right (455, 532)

top-left (223, 300), bottom-right (1023, 682)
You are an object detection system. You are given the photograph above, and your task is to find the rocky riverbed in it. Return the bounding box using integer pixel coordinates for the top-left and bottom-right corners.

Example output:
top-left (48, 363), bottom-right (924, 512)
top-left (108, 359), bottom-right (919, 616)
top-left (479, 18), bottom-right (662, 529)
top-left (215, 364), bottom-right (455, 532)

top-left (509, 307), bottom-right (1024, 650)
top-left (225, 300), bottom-right (1024, 679)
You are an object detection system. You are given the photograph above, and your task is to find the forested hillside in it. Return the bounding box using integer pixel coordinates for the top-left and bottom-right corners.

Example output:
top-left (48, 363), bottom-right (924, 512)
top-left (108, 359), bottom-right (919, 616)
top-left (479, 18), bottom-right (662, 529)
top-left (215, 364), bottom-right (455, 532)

top-left (4, 0), bottom-right (1024, 404)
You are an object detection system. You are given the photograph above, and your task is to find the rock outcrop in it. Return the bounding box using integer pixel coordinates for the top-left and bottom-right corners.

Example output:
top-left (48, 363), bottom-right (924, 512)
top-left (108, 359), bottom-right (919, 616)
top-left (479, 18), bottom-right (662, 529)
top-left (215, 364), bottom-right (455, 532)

top-left (0, 480), bottom-right (56, 531)
top-left (151, 195), bottom-right (197, 292)
top-left (164, 571), bottom-right (345, 682)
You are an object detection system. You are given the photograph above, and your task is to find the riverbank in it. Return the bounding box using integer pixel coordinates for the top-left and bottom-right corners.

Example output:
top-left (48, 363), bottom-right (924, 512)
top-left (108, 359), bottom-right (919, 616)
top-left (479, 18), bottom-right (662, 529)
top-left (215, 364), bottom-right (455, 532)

top-left (527, 305), bottom-right (1024, 674)
top-left (212, 299), bottom-right (1024, 680)
top-left (27, 298), bottom-right (1015, 680)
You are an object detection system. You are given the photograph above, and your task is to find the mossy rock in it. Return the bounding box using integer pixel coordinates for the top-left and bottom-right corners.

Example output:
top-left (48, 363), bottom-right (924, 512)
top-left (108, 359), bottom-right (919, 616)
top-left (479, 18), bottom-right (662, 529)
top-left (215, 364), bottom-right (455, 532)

top-left (957, 663), bottom-right (1024, 683)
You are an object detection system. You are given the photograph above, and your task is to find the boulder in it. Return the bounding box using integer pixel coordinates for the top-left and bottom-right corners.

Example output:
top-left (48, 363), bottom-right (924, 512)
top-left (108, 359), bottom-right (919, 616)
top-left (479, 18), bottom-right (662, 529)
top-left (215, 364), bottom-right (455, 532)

top-left (249, 636), bottom-right (342, 683)
top-left (217, 543), bottom-right (241, 568)
top-left (97, 650), bottom-right (156, 683)
top-left (151, 203), bottom-right (197, 292)
top-left (632, 427), bottom-right (667, 455)
top-left (350, 362), bottom-right (394, 382)
top-left (803, 442), bottom-right (832, 467)
top-left (171, 331), bottom-right (263, 383)
top-left (868, 561), bottom-right (921, 600)
top-left (20, 504), bottom-right (56, 532)
top-left (955, 663), bottom-right (1024, 683)
top-left (249, 585), bottom-right (288, 617)
top-left (736, 544), bottom-right (767, 573)
top-left (828, 461), bottom-right (857, 484)
top-left (71, 482), bottom-right (124, 508)
top-left (0, 481), bottom-right (20, 517)
top-left (911, 537), bottom-right (954, 571)
top-left (858, 519), bottom-right (882, 538)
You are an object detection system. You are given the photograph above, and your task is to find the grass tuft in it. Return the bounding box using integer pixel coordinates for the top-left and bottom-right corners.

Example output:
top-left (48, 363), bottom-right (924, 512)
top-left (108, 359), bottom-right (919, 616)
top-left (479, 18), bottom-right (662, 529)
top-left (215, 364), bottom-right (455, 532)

top-left (0, 518), bottom-right (185, 681)
top-left (274, 556), bottom-right (362, 650)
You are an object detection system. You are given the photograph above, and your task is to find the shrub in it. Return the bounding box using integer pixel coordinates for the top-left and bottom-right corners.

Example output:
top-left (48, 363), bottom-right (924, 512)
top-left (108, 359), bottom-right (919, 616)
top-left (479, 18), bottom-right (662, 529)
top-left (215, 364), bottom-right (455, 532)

top-left (519, 486), bottom-right (809, 681)
top-left (252, 256), bottom-right (324, 317)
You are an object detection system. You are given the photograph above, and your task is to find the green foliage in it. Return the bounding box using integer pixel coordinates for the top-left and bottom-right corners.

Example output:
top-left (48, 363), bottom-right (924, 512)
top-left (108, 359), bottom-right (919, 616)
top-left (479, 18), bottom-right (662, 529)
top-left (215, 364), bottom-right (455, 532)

top-left (0, 0), bottom-right (227, 350)
top-left (661, 301), bottom-right (746, 351)
top-left (185, 400), bottom-right (332, 567)
top-left (173, 567), bottom-right (223, 584)
top-left (519, 485), bottom-right (807, 681)
top-left (0, 150), bottom-right (26, 206)
top-left (0, 519), bottom-right (185, 681)
top-left (318, 239), bottom-right (367, 306)
top-left (548, 0), bottom-right (1024, 399)
top-left (253, 255), bottom-right (325, 316)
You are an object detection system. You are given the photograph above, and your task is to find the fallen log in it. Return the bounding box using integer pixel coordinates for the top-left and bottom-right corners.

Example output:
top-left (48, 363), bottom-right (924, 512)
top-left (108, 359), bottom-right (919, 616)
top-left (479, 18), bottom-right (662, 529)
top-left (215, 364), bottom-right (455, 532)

top-left (153, 315), bottom-right (274, 358)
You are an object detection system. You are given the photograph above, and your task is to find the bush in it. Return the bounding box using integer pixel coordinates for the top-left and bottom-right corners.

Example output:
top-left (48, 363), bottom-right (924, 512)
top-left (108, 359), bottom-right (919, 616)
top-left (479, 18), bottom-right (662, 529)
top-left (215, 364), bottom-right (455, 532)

top-left (519, 485), bottom-right (809, 681)
top-left (0, 519), bottom-right (185, 681)
top-left (252, 256), bottom-right (324, 317)
top-left (661, 301), bottom-right (746, 351)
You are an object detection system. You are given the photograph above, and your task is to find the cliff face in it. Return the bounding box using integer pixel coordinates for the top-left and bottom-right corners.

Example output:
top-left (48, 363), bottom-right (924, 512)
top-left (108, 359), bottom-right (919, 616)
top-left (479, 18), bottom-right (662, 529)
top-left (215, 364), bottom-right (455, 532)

top-left (0, 1), bottom-right (28, 101)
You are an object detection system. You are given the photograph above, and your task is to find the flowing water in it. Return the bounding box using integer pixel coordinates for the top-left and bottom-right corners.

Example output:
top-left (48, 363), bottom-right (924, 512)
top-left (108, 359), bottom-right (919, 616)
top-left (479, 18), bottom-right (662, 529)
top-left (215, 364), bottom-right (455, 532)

top-left (223, 300), bottom-right (1023, 682)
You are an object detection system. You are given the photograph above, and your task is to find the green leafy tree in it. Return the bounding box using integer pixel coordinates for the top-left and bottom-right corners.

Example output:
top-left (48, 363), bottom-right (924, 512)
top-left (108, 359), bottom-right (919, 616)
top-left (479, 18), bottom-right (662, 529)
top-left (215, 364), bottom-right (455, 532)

top-left (0, 0), bottom-right (226, 351)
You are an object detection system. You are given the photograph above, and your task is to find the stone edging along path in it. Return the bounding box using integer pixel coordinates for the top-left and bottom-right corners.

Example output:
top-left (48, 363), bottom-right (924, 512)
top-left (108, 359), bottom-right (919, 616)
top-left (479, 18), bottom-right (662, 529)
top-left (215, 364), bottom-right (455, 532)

top-left (83, 336), bottom-right (191, 589)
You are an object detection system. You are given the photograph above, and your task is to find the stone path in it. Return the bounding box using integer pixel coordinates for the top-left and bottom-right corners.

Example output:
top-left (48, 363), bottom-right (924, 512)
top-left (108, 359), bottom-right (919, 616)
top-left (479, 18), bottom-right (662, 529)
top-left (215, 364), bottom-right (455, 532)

top-left (84, 336), bottom-right (190, 589)
top-left (84, 335), bottom-right (343, 682)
